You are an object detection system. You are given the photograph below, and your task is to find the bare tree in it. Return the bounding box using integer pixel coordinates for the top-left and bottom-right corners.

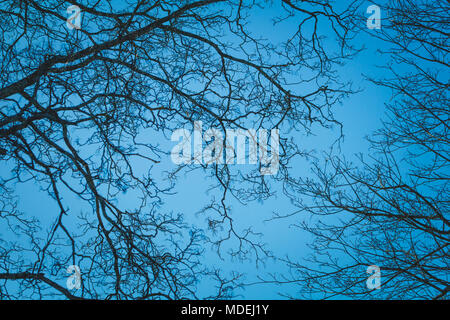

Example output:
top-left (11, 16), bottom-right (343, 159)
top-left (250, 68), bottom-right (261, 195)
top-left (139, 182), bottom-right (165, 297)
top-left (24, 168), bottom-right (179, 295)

top-left (0, 0), bottom-right (358, 299)
top-left (278, 0), bottom-right (449, 299)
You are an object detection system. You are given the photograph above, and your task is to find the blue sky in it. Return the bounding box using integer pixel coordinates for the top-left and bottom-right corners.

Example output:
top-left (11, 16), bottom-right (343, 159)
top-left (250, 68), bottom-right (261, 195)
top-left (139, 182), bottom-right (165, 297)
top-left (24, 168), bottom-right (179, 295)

top-left (156, 1), bottom-right (395, 299)
top-left (0, 0), bottom-right (401, 299)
